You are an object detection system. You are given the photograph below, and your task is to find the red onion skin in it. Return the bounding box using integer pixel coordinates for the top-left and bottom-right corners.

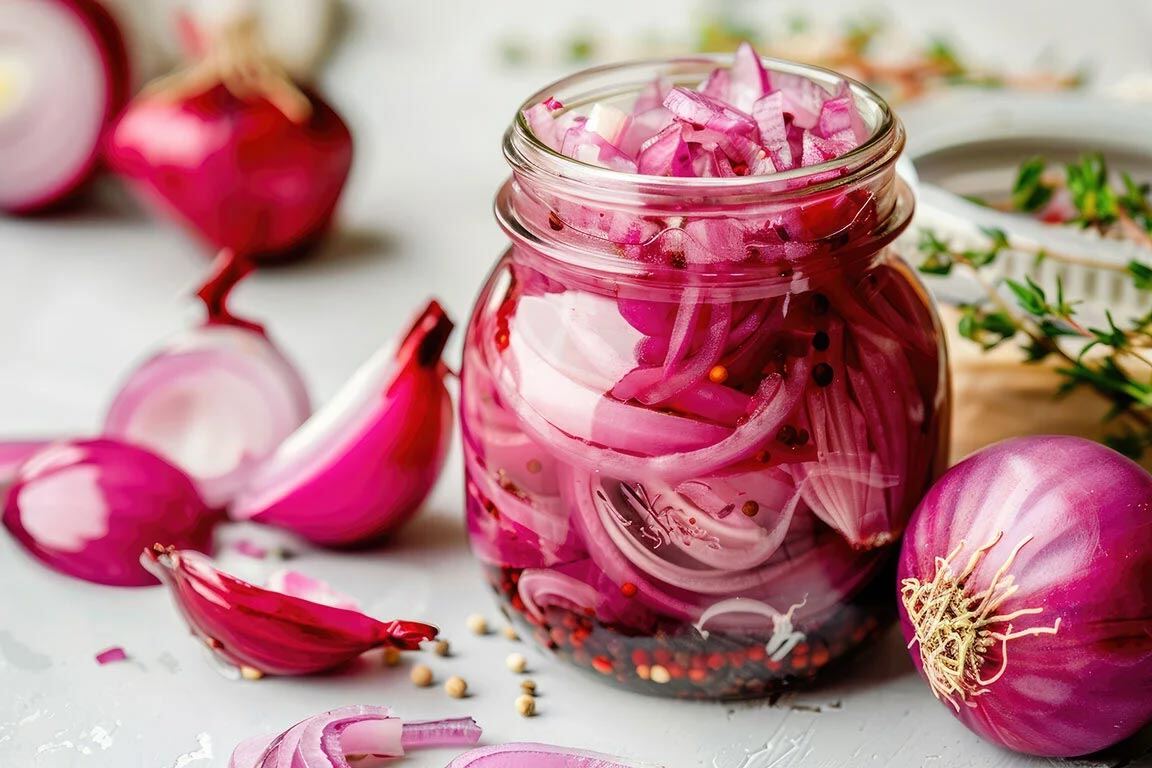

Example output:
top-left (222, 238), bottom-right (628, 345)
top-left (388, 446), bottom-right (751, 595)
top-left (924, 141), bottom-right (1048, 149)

top-left (2, 439), bottom-right (213, 587)
top-left (898, 436), bottom-right (1152, 757)
top-left (4, 0), bottom-right (130, 213)
top-left (144, 548), bottom-right (437, 675)
top-left (106, 84), bottom-right (352, 263)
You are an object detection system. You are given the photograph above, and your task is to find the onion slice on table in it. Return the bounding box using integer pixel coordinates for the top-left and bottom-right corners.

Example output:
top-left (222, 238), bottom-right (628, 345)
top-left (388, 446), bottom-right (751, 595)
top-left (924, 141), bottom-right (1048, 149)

top-left (229, 706), bottom-right (480, 768)
top-left (105, 250), bottom-right (310, 509)
top-left (898, 436), bottom-right (1152, 757)
top-left (143, 547), bottom-right (437, 676)
top-left (0, 0), bottom-right (130, 213)
top-left (2, 439), bottom-right (213, 587)
top-left (230, 299), bottom-right (455, 547)
top-left (446, 743), bottom-right (660, 767)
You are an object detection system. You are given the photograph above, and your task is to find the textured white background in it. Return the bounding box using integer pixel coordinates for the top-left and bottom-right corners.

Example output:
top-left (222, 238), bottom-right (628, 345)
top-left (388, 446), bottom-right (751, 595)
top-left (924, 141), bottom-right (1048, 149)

top-left (2, 1), bottom-right (1151, 766)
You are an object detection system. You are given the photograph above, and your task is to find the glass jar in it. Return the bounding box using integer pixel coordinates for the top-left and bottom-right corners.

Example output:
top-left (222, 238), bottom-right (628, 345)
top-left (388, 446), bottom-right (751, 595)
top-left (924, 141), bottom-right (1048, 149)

top-left (461, 56), bottom-right (949, 700)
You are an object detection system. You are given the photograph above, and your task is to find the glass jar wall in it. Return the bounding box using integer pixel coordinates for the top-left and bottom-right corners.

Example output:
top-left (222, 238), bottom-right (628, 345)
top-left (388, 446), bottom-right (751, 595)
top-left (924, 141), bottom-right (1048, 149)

top-left (461, 56), bottom-right (949, 699)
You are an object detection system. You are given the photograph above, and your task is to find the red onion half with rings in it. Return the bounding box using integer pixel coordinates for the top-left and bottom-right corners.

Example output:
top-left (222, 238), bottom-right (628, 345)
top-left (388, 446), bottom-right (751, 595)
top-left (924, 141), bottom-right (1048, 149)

top-left (898, 436), bottom-right (1152, 757)
top-left (0, 0), bottom-right (130, 213)
top-left (104, 250), bottom-right (310, 509)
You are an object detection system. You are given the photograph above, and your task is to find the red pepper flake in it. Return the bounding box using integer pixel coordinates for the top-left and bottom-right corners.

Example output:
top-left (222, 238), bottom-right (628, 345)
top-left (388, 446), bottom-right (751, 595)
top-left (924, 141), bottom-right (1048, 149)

top-left (620, 582), bottom-right (638, 598)
top-left (95, 647), bottom-right (128, 665)
top-left (592, 655), bottom-right (614, 675)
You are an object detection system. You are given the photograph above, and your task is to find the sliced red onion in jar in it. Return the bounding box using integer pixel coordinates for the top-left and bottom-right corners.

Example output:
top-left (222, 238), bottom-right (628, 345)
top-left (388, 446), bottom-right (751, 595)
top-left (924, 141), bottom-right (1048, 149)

top-left (446, 743), bottom-right (659, 768)
top-left (0, 0), bottom-right (129, 213)
top-left (2, 439), bottom-right (213, 587)
top-left (230, 300), bottom-right (455, 546)
top-left (898, 436), bottom-right (1152, 757)
top-left (104, 251), bottom-right (310, 509)
top-left (229, 705), bottom-right (481, 768)
top-left (143, 547), bottom-right (437, 675)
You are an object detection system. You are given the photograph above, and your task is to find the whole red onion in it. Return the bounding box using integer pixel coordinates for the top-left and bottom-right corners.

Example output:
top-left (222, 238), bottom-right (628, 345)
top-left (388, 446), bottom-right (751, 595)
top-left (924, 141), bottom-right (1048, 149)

top-left (2, 439), bottom-right (213, 586)
top-left (106, 76), bottom-right (351, 262)
top-left (897, 436), bottom-right (1152, 757)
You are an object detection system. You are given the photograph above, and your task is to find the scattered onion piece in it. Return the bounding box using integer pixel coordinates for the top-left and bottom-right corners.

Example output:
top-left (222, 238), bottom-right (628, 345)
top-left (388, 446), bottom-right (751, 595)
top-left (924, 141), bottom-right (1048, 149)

top-left (0, 0), bottom-right (130, 213)
top-left (229, 705), bottom-right (481, 768)
top-left (2, 439), bottom-right (213, 587)
top-left (104, 250), bottom-right (310, 509)
top-left (95, 646), bottom-right (128, 665)
top-left (143, 547), bottom-right (437, 676)
top-left (446, 743), bottom-right (660, 768)
top-left (230, 300), bottom-right (455, 547)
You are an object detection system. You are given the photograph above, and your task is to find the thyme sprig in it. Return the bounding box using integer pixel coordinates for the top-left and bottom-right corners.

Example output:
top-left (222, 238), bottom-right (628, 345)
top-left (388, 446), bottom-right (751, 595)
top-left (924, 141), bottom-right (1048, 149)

top-left (918, 154), bottom-right (1152, 458)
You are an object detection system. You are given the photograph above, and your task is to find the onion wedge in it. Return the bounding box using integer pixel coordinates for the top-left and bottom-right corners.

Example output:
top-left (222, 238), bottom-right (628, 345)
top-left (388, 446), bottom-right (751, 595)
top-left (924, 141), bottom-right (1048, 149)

top-left (230, 299), bottom-right (455, 546)
top-left (3, 439), bottom-right (213, 586)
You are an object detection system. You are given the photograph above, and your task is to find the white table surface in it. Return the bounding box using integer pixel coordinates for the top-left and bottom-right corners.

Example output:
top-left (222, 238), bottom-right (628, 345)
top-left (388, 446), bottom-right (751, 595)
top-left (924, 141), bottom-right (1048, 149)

top-left (3, 1), bottom-right (1152, 766)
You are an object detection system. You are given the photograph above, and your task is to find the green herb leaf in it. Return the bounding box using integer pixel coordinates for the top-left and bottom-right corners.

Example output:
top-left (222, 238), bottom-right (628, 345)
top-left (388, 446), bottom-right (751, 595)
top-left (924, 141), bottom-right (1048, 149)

top-left (1006, 277), bottom-right (1048, 316)
top-left (1011, 157), bottom-right (1054, 212)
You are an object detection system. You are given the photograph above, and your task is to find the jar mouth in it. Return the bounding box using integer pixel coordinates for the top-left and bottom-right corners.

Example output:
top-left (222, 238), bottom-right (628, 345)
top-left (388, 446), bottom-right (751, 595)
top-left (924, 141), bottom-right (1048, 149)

top-left (505, 54), bottom-right (904, 201)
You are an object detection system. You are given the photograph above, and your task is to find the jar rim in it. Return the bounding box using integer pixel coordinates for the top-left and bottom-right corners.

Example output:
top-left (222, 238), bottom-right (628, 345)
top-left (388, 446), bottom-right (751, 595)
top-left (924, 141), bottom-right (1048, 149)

top-left (504, 53), bottom-right (904, 199)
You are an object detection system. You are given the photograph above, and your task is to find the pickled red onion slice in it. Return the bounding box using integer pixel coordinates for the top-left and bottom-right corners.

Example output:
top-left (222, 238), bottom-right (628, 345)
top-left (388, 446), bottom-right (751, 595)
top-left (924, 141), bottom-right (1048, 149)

top-left (229, 705), bottom-right (481, 768)
top-left (446, 743), bottom-right (657, 768)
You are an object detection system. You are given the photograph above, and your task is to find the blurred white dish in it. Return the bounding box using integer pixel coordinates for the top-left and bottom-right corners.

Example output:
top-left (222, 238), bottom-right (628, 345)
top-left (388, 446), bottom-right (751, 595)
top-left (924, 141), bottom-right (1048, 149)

top-left (898, 91), bottom-right (1152, 318)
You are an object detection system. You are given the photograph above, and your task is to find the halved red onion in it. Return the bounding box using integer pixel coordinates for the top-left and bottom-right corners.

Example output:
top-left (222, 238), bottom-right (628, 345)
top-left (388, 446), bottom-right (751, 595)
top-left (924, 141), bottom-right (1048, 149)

top-left (2, 439), bottom-right (213, 586)
top-left (143, 547), bottom-right (437, 675)
top-left (446, 743), bottom-right (657, 768)
top-left (105, 251), bottom-right (310, 509)
top-left (230, 300), bottom-right (454, 547)
top-left (229, 705), bottom-right (481, 768)
top-left (0, 0), bottom-right (129, 213)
